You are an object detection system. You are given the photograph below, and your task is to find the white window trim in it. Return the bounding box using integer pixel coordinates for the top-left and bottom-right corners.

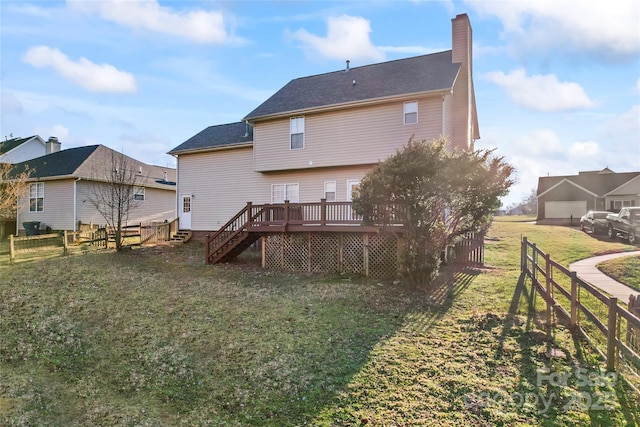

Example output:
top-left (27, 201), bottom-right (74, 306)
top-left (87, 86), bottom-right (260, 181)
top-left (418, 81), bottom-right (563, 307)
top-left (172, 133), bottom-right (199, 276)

top-left (324, 181), bottom-right (337, 202)
top-left (346, 180), bottom-right (360, 201)
top-left (133, 186), bottom-right (145, 201)
top-left (290, 117), bottom-right (305, 150)
top-left (404, 101), bottom-right (418, 125)
top-left (29, 182), bottom-right (44, 212)
top-left (271, 183), bottom-right (300, 203)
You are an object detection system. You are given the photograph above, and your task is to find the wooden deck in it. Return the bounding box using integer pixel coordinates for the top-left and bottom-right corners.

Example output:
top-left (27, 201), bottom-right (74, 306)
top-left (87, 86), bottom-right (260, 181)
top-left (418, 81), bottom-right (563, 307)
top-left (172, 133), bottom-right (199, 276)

top-left (205, 200), bottom-right (403, 264)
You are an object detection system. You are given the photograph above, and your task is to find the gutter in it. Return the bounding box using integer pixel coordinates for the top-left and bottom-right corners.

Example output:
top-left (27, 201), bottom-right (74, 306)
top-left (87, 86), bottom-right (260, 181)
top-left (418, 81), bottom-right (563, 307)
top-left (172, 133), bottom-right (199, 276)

top-left (244, 88), bottom-right (452, 123)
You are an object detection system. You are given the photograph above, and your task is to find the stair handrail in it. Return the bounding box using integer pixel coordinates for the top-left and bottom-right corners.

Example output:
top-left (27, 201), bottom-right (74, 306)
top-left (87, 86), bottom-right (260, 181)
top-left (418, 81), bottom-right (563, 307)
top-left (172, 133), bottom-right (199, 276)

top-left (206, 205), bottom-right (248, 262)
top-left (208, 207), bottom-right (268, 262)
top-left (206, 203), bottom-right (267, 263)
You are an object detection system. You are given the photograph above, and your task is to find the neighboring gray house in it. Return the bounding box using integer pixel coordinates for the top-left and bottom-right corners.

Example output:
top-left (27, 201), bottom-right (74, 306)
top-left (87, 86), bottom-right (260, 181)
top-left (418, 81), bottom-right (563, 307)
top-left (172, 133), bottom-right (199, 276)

top-left (10, 145), bottom-right (176, 234)
top-left (0, 135), bottom-right (61, 164)
top-left (169, 14), bottom-right (479, 236)
top-left (537, 168), bottom-right (640, 224)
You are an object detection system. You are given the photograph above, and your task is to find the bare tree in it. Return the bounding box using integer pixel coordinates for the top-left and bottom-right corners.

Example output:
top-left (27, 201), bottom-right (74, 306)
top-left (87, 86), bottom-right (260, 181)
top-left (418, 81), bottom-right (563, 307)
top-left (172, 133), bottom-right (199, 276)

top-left (0, 162), bottom-right (31, 237)
top-left (84, 151), bottom-right (145, 251)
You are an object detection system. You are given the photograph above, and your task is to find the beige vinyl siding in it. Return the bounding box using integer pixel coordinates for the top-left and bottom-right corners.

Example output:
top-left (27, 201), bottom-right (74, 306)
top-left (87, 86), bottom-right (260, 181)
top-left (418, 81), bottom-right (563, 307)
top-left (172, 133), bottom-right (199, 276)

top-left (17, 179), bottom-right (75, 231)
top-left (177, 147), bottom-right (374, 230)
top-left (76, 180), bottom-right (175, 226)
top-left (253, 96), bottom-right (444, 172)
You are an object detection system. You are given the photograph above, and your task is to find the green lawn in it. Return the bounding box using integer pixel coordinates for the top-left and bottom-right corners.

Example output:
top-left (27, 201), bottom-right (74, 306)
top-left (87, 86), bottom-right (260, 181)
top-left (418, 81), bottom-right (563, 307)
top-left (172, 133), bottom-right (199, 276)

top-left (598, 255), bottom-right (640, 293)
top-left (1, 222), bottom-right (638, 426)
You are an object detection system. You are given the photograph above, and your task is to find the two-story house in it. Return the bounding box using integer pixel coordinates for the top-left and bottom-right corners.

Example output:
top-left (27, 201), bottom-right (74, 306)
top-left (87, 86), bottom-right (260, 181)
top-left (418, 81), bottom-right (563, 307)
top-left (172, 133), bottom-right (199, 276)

top-left (10, 144), bottom-right (176, 234)
top-left (0, 135), bottom-right (61, 164)
top-left (169, 13), bottom-right (479, 240)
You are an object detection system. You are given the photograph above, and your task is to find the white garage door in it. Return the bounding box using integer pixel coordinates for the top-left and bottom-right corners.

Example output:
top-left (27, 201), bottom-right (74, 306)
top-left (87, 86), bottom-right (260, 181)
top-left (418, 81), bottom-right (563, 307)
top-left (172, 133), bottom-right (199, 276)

top-left (545, 201), bottom-right (587, 219)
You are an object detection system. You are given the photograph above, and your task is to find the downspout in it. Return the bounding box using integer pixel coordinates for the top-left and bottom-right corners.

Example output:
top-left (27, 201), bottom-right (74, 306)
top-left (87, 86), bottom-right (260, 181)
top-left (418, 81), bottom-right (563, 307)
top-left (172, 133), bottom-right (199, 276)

top-left (74, 178), bottom-right (81, 233)
top-left (170, 153), bottom-right (179, 224)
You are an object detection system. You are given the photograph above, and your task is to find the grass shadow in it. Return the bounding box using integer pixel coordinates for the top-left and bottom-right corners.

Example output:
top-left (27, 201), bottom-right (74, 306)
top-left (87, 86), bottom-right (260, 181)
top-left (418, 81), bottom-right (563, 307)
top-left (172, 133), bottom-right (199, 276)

top-left (495, 272), bottom-right (640, 423)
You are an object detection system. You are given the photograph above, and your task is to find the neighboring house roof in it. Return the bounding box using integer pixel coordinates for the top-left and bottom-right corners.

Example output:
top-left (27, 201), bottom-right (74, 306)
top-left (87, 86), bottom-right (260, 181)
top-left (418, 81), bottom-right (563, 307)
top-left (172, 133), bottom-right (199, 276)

top-left (0, 136), bottom-right (38, 155)
top-left (537, 169), bottom-right (640, 197)
top-left (9, 145), bottom-right (176, 190)
top-left (243, 50), bottom-right (460, 121)
top-left (168, 122), bottom-right (253, 155)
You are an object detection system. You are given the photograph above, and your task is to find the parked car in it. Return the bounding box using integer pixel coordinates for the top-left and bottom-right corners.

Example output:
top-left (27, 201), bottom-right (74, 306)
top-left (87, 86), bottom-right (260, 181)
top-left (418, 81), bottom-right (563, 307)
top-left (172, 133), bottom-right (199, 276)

top-left (579, 211), bottom-right (610, 234)
top-left (606, 207), bottom-right (640, 244)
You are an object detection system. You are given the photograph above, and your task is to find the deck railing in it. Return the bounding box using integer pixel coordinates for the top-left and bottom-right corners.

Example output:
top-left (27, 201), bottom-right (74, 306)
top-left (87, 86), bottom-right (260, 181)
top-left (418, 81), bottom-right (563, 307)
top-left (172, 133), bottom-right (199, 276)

top-left (245, 199), bottom-right (405, 228)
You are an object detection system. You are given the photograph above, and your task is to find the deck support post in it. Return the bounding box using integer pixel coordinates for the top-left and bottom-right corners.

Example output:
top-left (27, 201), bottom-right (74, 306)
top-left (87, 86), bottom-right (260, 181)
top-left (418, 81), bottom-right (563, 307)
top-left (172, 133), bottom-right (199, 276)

top-left (320, 198), bottom-right (326, 226)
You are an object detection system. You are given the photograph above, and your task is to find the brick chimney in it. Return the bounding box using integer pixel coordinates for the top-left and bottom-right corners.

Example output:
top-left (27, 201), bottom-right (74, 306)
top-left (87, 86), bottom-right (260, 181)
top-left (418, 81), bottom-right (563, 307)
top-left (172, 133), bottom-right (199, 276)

top-left (46, 136), bottom-right (61, 154)
top-left (451, 13), bottom-right (479, 151)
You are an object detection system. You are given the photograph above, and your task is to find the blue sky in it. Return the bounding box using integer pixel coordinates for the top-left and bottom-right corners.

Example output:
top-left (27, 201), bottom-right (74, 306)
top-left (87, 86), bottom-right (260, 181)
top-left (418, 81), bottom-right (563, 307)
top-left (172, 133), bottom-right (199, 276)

top-left (1, 0), bottom-right (639, 207)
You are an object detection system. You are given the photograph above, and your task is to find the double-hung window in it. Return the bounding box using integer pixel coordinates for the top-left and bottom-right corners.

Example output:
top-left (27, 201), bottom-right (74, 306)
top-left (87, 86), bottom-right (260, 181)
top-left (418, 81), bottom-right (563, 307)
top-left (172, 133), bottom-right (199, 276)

top-left (324, 181), bottom-right (336, 202)
top-left (404, 101), bottom-right (418, 124)
top-left (290, 117), bottom-right (304, 149)
top-left (271, 183), bottom-right (299, 203)
top-left (133, 186), bottom-right (145, 201)
top-left (29, 182), bottom-right (44, 212)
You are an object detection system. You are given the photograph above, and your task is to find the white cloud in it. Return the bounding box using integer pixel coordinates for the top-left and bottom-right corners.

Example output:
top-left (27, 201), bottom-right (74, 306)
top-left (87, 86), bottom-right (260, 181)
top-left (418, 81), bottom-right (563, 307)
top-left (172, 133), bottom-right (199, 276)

top-left (67, 0), bottom-right (231, 44)
top-left (291, 15), bottom-right (385, 63)
top-left (34, 124), bottom-right (70, 141)
top-left (468, 0), bottom-right (639, 58)
top-left (636, 78), bottom-right (640, 93)
top-left (484, 69), bottom-right (595, 112)
top-left (22, 46), bottom-right (137, 93)
top-left (568, 141), bottom-right (600, 157)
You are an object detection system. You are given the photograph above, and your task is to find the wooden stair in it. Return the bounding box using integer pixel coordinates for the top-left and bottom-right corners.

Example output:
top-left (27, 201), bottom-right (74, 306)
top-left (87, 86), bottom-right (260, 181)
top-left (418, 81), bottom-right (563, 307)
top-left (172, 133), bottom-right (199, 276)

top-left (170, 230), bottom-right (192, 244)
top-left (209, 231), bottom-right (260, 263)
top-left (206, 205), bottom-right (264, 264)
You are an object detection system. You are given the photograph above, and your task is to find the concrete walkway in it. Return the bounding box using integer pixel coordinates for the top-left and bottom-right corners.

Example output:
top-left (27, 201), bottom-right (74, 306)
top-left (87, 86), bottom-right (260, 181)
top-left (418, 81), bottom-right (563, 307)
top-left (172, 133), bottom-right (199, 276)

top-left (569, 251), bottom-right (640, 303)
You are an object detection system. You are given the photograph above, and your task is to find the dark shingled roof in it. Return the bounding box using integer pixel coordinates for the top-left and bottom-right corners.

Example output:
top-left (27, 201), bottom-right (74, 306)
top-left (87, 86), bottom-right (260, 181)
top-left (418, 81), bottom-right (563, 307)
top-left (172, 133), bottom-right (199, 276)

top-left (0, 136), bottom-right (37, 155)
top-left (9, 145), bottom-right (100, 179)
top-left (244, 50), bottom-right (460, 121)
top-left (537, 170), bottom-right (640, 197)
top-left (168, 122), bottom-right (253, 154)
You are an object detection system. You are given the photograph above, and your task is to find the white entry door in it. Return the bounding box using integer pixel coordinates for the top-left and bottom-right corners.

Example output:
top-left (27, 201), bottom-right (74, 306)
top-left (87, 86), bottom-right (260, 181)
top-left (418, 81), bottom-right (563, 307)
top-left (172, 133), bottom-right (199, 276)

top-left (346, 180), bottom-right (360, 201)
top-left (179, 194), bottom-right (192, 229)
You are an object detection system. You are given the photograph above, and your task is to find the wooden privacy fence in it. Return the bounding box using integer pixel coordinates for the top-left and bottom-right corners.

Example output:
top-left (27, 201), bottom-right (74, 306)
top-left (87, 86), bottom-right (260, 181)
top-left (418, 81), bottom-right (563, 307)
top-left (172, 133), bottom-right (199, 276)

top-left (452, 230), bottom-right (485, 266)
top-left (8, 219), bottom-right (179, 263)
top-left (521, 237), bottom-right (640, 377)
top-left (9, 232), bottom-right (68, 263)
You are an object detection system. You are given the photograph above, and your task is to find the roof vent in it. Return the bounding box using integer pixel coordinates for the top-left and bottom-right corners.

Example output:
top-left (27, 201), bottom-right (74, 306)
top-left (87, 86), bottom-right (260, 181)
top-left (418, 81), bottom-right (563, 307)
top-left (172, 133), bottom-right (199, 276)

top-left (345, 60), bottom-right (350, 72)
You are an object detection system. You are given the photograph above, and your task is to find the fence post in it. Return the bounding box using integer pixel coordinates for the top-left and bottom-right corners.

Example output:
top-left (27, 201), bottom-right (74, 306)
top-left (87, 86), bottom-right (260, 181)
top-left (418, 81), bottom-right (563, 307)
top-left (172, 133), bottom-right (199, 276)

top-left (532, 243), bottom-right (538, 284)
top-left (246, 202), bottom-right (253, 227)
top-left (606, 297), bottom-right (618, 372)
top-left (63, 230), bottom-right (68, 256)
top-left (9, 234), bottom-right (15, 264)
top-left (320, 198), bottom-right (326, 226)
top-left (363, 234), bottom-right (370, 277)
top-left (544, 253), bottom-right (552, 327)
top-left (521, 236), bottom-right (528, 272)
top-left (570, 271), bottom-right (578, 329)
top-left (284, 200), bottom-right (290, 224)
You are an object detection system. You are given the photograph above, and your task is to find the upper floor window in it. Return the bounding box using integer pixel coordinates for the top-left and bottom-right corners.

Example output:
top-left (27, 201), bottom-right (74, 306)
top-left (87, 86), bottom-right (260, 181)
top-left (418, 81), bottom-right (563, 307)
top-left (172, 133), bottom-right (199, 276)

top-left (133, 186), bottom-right (145, 201)
top-left (290, 117), bottom-right (305, 149)
top-left (324, 181), bottom-right (336, 202)
top-left (272, 183), bottom-right (299, 203)
top-left (404, 101), bottom-right (418, 124)
top-left (29, 182), bottom-right (44, 212)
